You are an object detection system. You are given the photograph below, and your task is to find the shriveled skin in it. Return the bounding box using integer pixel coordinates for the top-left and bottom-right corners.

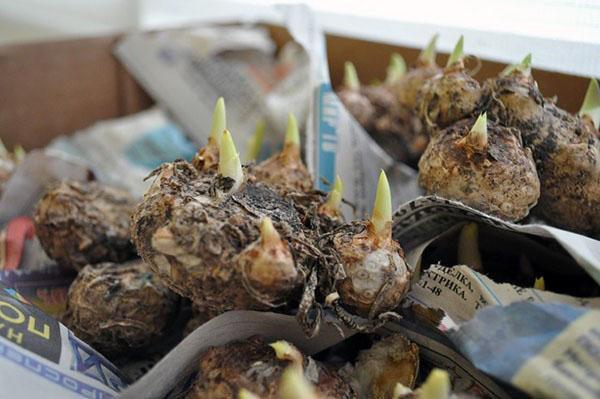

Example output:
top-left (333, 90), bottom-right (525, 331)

top-left (327, 221), bottom-right (411, 319)
top-left (252, 144), bottom-right (313, 194)
top-left (338, 85), bottom-right (427, 165)
top-left (364, 85), bottom-right (427, 165)
top-left (416, 64), bottom-right (485, 132)
top-left (284, 189), bottom-right (344, 235)
top-left (484, 71), bottom-right (545, 132)
top-left (530, 107), bottom-right (600, 234)
top-left (131, 161), bottom-right (304, 317)
top-left (338, 88), bottom-right (377, 130)
top-left (418, 118), bottom-right (540, 221)
top-left (354, 334), bottom-right (420, 399)
top-left (63, 260), bottom-right (179, 358)
top-left (191, 136), bottom-right (219, 173)
top-left (186, 336), bottom-right (356, 399)
top-left (486, 71), bottom-right (600, 234)
top-left (392, 63), bottom-right (442, 109)
top-left (34, 181), bottom-right (137, 270)
top-left (237, 224), bottom-right (299, 306)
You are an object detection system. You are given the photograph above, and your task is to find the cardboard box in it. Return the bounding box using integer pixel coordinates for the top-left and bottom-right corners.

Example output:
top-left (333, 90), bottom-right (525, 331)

top-left (0, 25), bottom-right (590, 150)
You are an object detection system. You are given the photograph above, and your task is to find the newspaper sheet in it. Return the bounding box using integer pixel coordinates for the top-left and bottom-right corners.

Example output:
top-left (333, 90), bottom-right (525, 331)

top-left (0, 151), bottom-right (92, 226)
top-left (115, 26), bottom-right (311, 161)
top-left (408, 264), bottom-right (600, 328)
top-left (394, 196), bottom-right (600, 284)
top-left (48, 108), bottom-right (196, 198)
top-left (449, 302), bottom-right (600, 399)
top-left (0, 217), bottom-right (76, 318)
top-left (0, 281), bottom-right (127, 399)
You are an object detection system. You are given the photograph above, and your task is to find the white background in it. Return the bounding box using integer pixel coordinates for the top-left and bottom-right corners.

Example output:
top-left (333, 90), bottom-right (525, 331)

top-left (0, 0), bottom-right (599, 76)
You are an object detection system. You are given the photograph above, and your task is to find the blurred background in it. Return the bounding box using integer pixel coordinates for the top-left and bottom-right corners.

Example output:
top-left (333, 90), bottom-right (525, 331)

top-left (1, 0), bottom-right (599, 76)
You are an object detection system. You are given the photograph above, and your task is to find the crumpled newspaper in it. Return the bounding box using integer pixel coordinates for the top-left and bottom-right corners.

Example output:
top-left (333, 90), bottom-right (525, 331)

top-left (47, 108), bottom-right (196, 198)
top-left (449, 302), bottom-right (600, 399)
top-left (0, 216), bottom-right (76, 317)
top-left (0, 281), bottom-right (127, 398)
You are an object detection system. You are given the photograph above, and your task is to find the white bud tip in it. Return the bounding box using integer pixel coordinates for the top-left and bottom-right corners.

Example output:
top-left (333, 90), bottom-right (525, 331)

top-left (269, 340), bottom-right (294, 360)
top-left (420, 369), bottom-right (450, 399)
top-left (446, 35), bottom-right (464, 67)
top-left (343, 61), bottom-right (360, 90)
top-left (285, 113), bottom-right (300, 147)
top-left (325, 291), bottom-right (340, 305)
top-left (468, 113), bottom-right (488, 149)
top-left (420, 33), bottom-right (439, 65)
top-left (534, 276), bottom-right (545, 291)
top-left (245, 119), bottom-right (266, 162)
top-left (238, 388), bottom-right (260, 399)
top-left (279, 367), bottom-right (317, 399)
top-left (392, 382), bottom-right (413, 399)
top-left (579, 78), bottom-right (600, 128)
top-left (260, 217), bottom-right (280, 246)
top-left (209, 97), bottom-right (227, 143)
top-left (386, 53), bottom-right (407, 84)
top-left (371, 170), bottom-right (392, 237)
top-left (219, 130), bottom-right (243, 188)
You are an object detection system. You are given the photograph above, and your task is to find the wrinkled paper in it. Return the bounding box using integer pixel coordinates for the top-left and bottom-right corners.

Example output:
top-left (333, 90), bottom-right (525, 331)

top-left (449, 302), bottom-right (600, 399)
top-left (0, 281), bottom-right (126, 398)
top-left (48, 108), bottom-right (196, 198)
top-left (0, 151), bottom-right (92, 226)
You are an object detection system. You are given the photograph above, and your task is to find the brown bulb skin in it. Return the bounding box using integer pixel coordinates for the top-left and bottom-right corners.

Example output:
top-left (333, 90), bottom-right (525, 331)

top-left (63, 260), bottom-right (179, 358)
top-left (186, 336), bottom-right (356, 399)
top-left (34, 180), bottom-right (137, 270)
top-left (486, 70), bottom-right (600, 234)
top-left (328, 221), bottom-right (411, 319)
top-left (418, 118), bottom-right (540, 221)
top-left (416, 64), bottom-right (485, 132)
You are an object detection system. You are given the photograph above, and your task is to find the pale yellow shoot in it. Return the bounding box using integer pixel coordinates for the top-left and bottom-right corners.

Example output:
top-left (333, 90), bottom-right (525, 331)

top-left (285, 113), bottom-right (300, 148)
top-left (457, 222), bottom-right (483, 271)
top-left (324, 175), bottom-right (343, 213)
top-left (468, 113), bottom-right (488, 149)
top-left (419, 369), bottom-right (450, 399)
top-left (245, 119), bottom-right (266, 162)
top-left (209, 97), bottom-right (226, 144)
top-left (219, 130), bottom-right (243, 190)
top-left (270, 340), bottom-right (294, 360)
top-left (238, 388), bottom-right (260, 399)
top-left (501, 53), bottom-right (532, 77)
top-left (260, 217), bottom-right (280, 247)
top-left (13, 145), bottom-right (26, 162)
top-left (579, 78), bottom-right (600, 128)
top-left (343, 61), bottom-right (360, 91)
top-left (419, 34), bottom-right (439, 65)
top-left (534, 276), bottom-right (545, 291)
top-left (371, 170), bottom-right (392, 239)
top-left (279, 367), bottom-right (318, 399)
top-left (446, 35), bottom-right (464, 67)
top-left (281, 113), bottom-right (301, 162)
top-left (386, 53), bottom-right (407, 85)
